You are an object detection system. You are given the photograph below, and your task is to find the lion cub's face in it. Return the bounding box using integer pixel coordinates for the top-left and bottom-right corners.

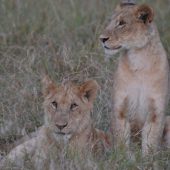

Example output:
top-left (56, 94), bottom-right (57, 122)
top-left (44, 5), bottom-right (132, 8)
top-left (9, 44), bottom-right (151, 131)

top-left (100, 2), bottom-right (154, 56)
top-left (42, 76), bottom-right (99, 140)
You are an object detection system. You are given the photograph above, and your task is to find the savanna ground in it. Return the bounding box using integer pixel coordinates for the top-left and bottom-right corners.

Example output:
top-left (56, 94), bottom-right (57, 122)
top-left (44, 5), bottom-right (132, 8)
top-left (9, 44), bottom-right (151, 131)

top-left (0, 0), bottom-right (170, 169)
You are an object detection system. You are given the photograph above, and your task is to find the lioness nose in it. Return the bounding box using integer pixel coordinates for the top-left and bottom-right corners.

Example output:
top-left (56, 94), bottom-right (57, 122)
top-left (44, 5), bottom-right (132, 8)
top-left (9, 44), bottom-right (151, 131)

top-left (56, 123), bottom-right (68, 130)
top-left (100, 37), bottom-right (109, 43)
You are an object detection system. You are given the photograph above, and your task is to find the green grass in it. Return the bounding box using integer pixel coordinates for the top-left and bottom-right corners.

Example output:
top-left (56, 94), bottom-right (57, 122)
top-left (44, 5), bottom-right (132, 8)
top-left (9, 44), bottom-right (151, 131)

top-left (0, 0), bottom-right (170, 169)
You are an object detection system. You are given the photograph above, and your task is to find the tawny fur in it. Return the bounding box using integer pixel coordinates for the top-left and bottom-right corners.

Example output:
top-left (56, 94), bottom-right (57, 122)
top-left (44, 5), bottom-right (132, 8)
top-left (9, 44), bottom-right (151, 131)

top-left (0, 76), bottom-right (111, 169)
top-left (162, 116), bottom-right (170, 148)
top-left (100, 2), bottom-right (169, 155)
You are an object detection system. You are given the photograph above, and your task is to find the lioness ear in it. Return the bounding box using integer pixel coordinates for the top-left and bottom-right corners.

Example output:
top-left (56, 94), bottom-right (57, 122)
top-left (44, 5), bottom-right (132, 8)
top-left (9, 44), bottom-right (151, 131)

top-left (136, 4), bottom-right (154, 24)
top-left (80, 80), bottom-right (99, 103)
top-left (42, 75), bottom-right (57, 97)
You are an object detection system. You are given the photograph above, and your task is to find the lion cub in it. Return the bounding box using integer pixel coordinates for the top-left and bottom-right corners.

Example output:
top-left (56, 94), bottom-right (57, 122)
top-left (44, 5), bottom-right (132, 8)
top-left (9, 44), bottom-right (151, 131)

top-left (100, 1), bottom-right (169, 155)
top-left (0, 76), bottom-right (111, 169)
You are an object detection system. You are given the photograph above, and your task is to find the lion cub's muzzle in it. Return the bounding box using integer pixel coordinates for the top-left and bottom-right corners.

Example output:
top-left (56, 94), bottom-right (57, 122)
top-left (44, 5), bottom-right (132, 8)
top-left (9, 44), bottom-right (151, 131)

top-left (56, 122), bottom-right (68, 131)
top-left (55, 120), bottom-right (68, 135)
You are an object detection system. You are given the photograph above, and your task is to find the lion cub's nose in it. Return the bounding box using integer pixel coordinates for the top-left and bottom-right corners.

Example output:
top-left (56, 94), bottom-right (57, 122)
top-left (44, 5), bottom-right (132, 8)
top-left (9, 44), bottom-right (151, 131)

top-left (99, 36), bottom-right (109, 43)
top-left (56, 123), bottom-right (68, 130)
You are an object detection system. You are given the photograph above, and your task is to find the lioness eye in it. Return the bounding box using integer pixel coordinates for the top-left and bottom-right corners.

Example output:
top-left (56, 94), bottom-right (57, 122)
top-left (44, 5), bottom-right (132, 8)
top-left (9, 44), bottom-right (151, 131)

top-left (70, 103), bottom-right (78, 110)
top-left (51, 101), bottom-right (58, 109)
top-left (119, 20), bottom-right (126, 26)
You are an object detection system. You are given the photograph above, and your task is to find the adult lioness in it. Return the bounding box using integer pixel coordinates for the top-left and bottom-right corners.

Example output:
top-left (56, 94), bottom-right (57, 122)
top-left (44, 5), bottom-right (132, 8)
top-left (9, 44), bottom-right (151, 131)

top-left (0, 76), bottom-right (111, 169)
top-left (100, 1), bottom-right (169, 156)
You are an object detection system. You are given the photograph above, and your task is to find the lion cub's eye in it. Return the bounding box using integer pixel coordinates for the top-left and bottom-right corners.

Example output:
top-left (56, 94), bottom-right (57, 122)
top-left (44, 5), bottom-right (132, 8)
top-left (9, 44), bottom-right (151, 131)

top-left (70, 103), bottom-right (78, 110)
top-left (118, 20), bottom-right (126, 26)
top-left (51, 101), bottom-right (58, 109)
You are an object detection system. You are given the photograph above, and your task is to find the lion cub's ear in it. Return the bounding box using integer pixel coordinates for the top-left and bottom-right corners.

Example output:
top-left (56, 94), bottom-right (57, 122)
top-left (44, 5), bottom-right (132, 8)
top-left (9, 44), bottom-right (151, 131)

top-left (42, 75), bottom-right (57, 97)
top-left (135, 4), bottom-right (154, 24)
top-left (80, 80), bottom-right (99, 103)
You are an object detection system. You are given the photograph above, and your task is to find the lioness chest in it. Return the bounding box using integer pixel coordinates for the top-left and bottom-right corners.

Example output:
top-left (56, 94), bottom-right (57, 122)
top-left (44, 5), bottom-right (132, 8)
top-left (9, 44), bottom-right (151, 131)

top-left (126, 74), bottom-right (150, 125)
top-left (115, 55), bottom-right (166, 128)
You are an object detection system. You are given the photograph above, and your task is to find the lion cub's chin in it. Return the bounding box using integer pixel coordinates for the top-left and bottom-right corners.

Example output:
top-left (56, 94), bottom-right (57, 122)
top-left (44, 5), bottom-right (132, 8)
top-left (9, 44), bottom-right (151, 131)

top-left (53, 132), bottom-right (72, 144)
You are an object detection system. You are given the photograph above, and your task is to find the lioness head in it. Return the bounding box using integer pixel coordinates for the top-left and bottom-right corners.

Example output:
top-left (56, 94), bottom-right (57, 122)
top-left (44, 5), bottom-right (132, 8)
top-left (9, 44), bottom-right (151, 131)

top-left (100, 1), bottom-right (154, 56)
top-left (42, 75), bottom-right (99, 141)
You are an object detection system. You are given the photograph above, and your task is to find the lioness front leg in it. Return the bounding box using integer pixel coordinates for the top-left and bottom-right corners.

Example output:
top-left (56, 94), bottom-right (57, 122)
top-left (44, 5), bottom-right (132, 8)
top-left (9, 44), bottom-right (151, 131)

top-left (113, 97), bottom-right (130, 150)
top-left (142, 99), bottom-right (165, 156)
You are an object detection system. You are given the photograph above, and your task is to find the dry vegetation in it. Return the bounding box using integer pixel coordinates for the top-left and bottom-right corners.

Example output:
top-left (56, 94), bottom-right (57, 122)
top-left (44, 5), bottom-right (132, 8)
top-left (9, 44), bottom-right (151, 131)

top-left (0, 0), bottom-right (170, 169)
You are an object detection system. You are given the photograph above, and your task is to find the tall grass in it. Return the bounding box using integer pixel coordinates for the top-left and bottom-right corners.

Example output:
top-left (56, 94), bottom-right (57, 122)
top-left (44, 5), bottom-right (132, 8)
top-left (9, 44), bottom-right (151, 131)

top-left (0, 0), bottom-right (170, 169)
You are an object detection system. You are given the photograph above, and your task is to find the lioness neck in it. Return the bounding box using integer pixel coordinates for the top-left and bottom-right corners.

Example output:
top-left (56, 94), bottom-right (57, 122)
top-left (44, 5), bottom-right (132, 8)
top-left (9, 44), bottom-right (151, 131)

top-left (125, 25), bottom-right (167, 71)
